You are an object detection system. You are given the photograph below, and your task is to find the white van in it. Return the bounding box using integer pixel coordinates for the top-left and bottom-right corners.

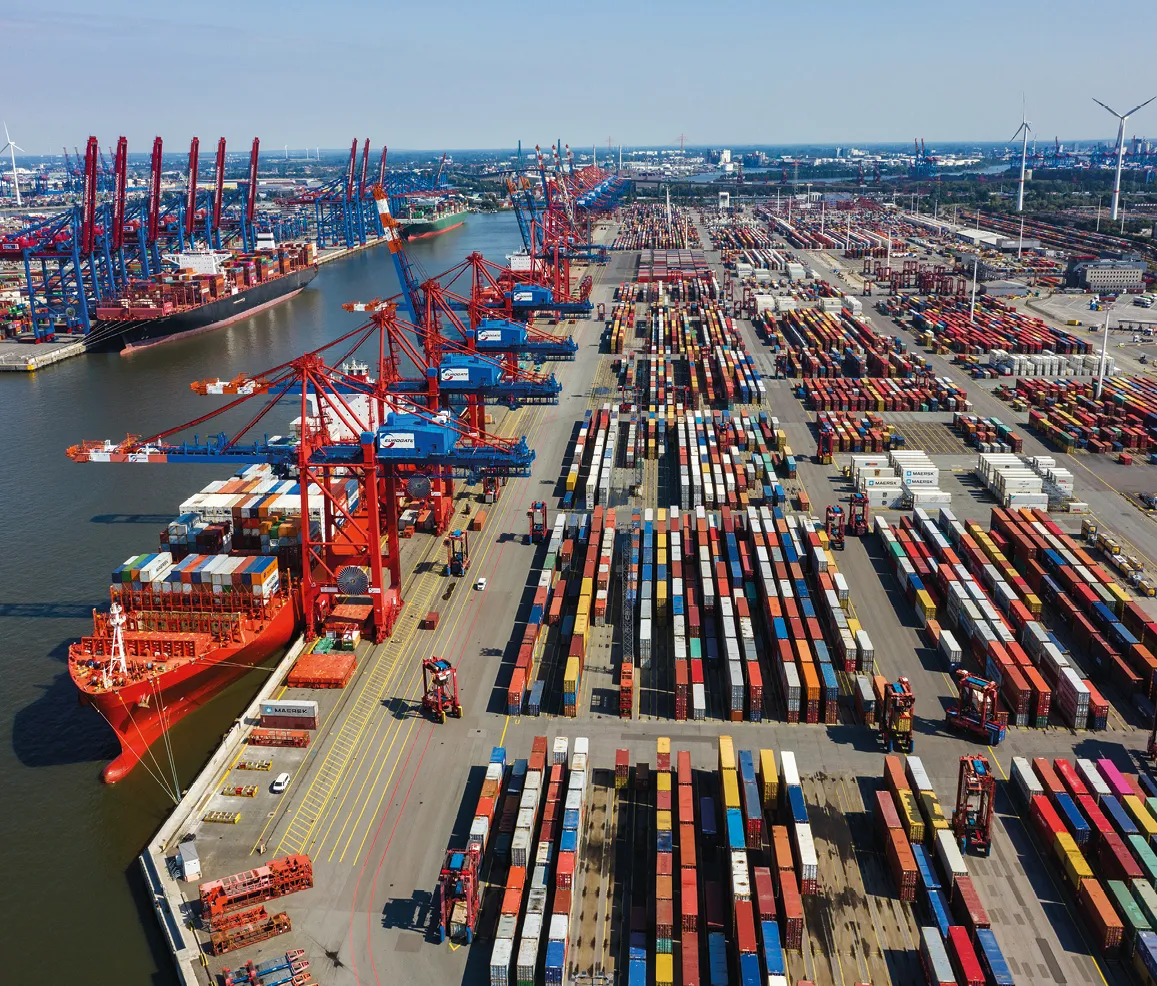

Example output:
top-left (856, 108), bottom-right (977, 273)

top-left (271, 771), bottom-right (291, 794)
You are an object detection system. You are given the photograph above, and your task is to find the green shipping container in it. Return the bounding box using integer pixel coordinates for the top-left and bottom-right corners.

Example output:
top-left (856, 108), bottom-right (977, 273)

top-left (1132, 879), bottom-right (1157, 930)
top-left (690, 637), bottom-right (702, 661)
top-left (1108, 879), bottom-right (1151, 953)
top-left (1131, 836), bottom-right (1157, 885)
top-left (1147, 797), bottom-right (1157, 822)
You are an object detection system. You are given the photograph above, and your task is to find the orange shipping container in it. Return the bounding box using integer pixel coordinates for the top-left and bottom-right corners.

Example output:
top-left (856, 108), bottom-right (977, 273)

top-left (884, 756), bottom-right (909, 798)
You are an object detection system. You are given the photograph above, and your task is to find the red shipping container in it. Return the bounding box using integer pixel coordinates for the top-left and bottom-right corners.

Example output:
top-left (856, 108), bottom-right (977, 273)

top-left (947, 926), bottom-right (985, 986)
top-left (884, 756), bottom-right (909, 798)
top-left (734, 898), bottom-right (758, 954)
top-left (1079, 878), bottom-right (1123, 955)
top-left (656, 898), bottom-right (674, 938)
top-left (1078, 794), bottom-right (1113, 844)
top-left (657, 788), bottom-right (672, 812)
top-left (656, 872), bottom-right (673, 897)
top-left (779, 870), bottom-right (804, 950)
top-left (1098, 830), bottom-right (1143, 882)
top-left (556, 850), bottom-right (575, 890)
top-left (1032, 758), bottom-right (1065, 798)
top-left (951, 876), bottom-right (990, 936)
top-left (681, 869), bottom-right (699, 932)
top-left (501, 887), bottom-right (522, 916)
top-left (886, 828), bottom-right (917, 902)
top-left (682, 931), bottom-right (700, 986)
top-left (772, 826), bottom-right (794, 879)
top-left (753, 866), bottom-right (776, 922)
top-left (677, 750), bottom-right (692, 789)
top-left (681, 823), bottom-right (698, 868)
top-left (1054, 759), bottom-right (1088, 798)
top-left (553, 887), bottom-right (571, 916)
top-left (876, 789), bottom-right (903, 836)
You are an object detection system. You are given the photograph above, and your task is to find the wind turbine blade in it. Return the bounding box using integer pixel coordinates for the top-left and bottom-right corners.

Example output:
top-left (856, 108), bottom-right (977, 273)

top-left (1092, 97), bottom-right (1121, 117)
top-left (11, 143), bottom-right (23, 152)
top-left (1124, 95), bottom-right (1157, 118)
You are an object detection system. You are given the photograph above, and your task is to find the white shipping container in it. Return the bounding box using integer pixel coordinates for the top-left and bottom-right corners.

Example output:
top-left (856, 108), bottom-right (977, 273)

top-left (490, 938), bottom-right (514, 986)
top-left (516, 938), bottom-right (539, 983)
top-left (1011, 757), bottom-right (1044, 804)
top-left (780, 750), bottom-right (800, 788)
top-left (794, 822), bottom-right (818, 883)
top-left (905, 756), bottom-right (933, 794)
top-left (934, 829), bottom-right (969, 887)
top-left (731, 850), bottom-right (752, 900)
top-left (1077, 758), bottom-right (1112, 800)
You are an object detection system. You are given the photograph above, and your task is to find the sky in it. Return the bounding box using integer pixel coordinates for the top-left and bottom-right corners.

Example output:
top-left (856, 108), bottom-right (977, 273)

top-left (4, 0), bottom-right (1156, 154)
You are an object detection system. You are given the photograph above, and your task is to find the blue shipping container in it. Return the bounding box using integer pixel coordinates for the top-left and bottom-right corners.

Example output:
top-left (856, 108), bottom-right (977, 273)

top-left (628, 960), bottom-right (647, 986)
top-left (923, 886), bottom-right (951, 940)
top-left (787, 784), bottom-right (808, 825)
top-left (911, 843), bottom-right (941, 891)
top-left (559, 828), bottom-right (578, 853)
top-left (700, 797), bottom-right (718, 837)
top-left (740, 952), bottom-right (761, 986)
top-left (1103, 794), bottom-right (1140, 837)
top-left (743, 781), bottom-right (762, 822)
top-left (545, 941), bottom-right (566, 984)
top-left (738, 749), bottom-right (756, 782)
top-left (1054, 792), bottom-right (1091, 846)
top-left (708, 932), bottom-right (729, 986)
top-left (760, 921), bottom-right (786, 975)
top-left (975, 928), bottom-right (1015, 985)
top-left (726, 808), bottom-right (746, 850)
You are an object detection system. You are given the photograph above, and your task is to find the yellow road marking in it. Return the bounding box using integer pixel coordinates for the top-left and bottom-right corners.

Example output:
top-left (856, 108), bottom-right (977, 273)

top-left (987, 746), bottom-right (1007, 780)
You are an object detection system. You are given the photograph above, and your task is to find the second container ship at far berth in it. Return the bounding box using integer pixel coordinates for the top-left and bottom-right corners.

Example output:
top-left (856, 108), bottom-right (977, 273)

top-left (86, 235), bottom-right (318, 353)
top-left (400, 197), bottom-right (468, 239)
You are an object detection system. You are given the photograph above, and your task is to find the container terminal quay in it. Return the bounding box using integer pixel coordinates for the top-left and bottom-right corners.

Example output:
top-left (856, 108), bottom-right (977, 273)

top-left (58, 163), bottom-right (1157, 986)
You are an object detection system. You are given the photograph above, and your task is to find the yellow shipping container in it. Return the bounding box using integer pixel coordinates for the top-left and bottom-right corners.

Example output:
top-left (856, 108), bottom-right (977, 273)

top-left (816, 529), bottom-right (829, 549)
top-left (574, 613), bottom-right (589, 643)
top-left (759, 749), bottom-right (778, 804)
top-left (657, 736), bottom-right (671, 758)
top-left (656, 810), bottom-right (673, 833)
top-left (657, 548), bottom-right (668, 567)
top-left (915, 590), bottom-right (937, 620)
top-left (564, 656), bottom-right (580, 694)
top-left (719, 735), bottom-right (736, 773)
top-left (657, 772), bottom-right (672, 793)
top-left (576, 595), bottom-right (591, 618)
top-left (566, 469), bottom-right (578, 492)
top-left (722, 769), bottom-right (741, 811)
top-left (1125, 795), bottom-right (1157, 838)
top-left (1108, 582), bottom-right (1130, 615)
top-left (655, 953), bottom-right (674, 986)
top-left (919, 791), bottom-right (945, 827)
top-left (847, 617), bottom-right (862, 638)
top-left (581, 576), bottom-right (594, 599)
top-left (657, 581), bottom-right (668, 611)
top-left (897, 789), bottom-right (925, 843)
top-left (1061, 846), bottom-right (1093, 888)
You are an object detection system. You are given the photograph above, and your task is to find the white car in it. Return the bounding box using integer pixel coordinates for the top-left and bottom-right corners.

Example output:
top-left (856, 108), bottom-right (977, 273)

top-left (474, 577), bottom-right (487, 591)
top-left (271, 771), bottom-right (291, 794)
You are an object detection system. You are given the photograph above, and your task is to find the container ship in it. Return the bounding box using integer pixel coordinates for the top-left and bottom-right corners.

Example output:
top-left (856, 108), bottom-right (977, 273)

top-left (68, 464), bottom-right (358, 782)
top-left (85, 239), bottom-right (318, 353)
top-left (400, 198), bottom-right (468, 240)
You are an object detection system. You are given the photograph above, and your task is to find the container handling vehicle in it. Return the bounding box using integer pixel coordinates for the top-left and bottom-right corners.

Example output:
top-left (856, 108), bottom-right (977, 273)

top-left (436, 846), bottom-right (482, 943)
top-left (880, 677), bottom-right (915, 752)
top-left (945, 671), bottom-right (1007, 745)
top-left (825, 504), bottom-right (846, 550)
top-left (528, 501), bottom-right (548, 544)
top-left (952, 754), bottom-right (996, 856)
top-left (847, 491), bottom-right (869, 537)
top-left (445, 529), bottom-right (470, 576)
top-left (421, 657), bottom-right (462, 723)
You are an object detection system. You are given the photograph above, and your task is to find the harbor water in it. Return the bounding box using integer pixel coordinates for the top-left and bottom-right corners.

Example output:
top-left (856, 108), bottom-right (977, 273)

top-left (0, 213), bottom-right (521, 983)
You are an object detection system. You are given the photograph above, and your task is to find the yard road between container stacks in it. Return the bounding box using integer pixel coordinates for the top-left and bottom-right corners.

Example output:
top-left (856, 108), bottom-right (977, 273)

top-left (568, 768), bottom-right (617, 982)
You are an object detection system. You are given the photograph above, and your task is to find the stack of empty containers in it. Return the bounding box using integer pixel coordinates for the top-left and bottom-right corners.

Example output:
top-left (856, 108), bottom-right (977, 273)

top-left (773, 751), bottom-right (805, 949)
top-left (906, 756), bottom-right (951, 846)
top-left (781, 751), bottom-right (817, 896)
top-left (639, 509), bottom-right (654, 669)
top-left (975, 453), bottom-right (1048, 510)
top-left (654, 738), bottom-right (674, 986)
top-left (892, 449), bottom-right (951, 507)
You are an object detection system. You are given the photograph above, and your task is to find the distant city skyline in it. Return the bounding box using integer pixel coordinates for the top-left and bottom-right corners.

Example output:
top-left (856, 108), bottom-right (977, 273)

top-left (4, 0), bottom-right (1155, 153)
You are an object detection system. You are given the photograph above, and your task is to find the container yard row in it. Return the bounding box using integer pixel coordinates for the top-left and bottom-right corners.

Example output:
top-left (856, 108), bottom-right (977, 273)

top-left (508, 492), bottom-right (887, 726)
top-left (994, 375), bottom-right (1157, 457)
top-left (448, 737), bottom-right (1032, 986)
top-left (612, 204), bottom-right (700, 251)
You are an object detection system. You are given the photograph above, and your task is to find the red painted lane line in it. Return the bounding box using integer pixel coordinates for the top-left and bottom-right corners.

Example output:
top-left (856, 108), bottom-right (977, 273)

top-left (369, 726), bottom-right (434, 986)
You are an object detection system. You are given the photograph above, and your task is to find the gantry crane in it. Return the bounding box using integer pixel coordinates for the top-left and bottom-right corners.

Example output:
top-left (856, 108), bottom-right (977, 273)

top-left (67, 317), bottom-right (536, 641)
top-left (528, 501), bottom-right (548, 544)
top-left (825, 505), bottom-right (846, 550)
top-left (880, 677), bottom-right (915, 752)
top-left (421, 657), bottom-right (462, 723)
top-left (946, 672), bottom-right (1007, 745)
top-left (847, 492), bottom-right (870, 537)
top-left (952, 755), bottom-right (996, 856)
top-left (437, 846), bottom-right (483, 943)
top-left (446, 530), bottom-right (470, 577)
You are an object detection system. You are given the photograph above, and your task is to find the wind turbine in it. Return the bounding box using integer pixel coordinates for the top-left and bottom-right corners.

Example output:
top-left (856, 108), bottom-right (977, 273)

top-left (1093, 94), bottom-right (1156, 220)
top-left (1010, 102), bottom-right (1032, 212)
top-left (2, 122), bottom-right (23, 208)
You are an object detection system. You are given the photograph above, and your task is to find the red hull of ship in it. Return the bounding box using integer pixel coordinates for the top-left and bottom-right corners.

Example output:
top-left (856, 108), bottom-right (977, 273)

top-left (81, 600), bottom-right (299, 783)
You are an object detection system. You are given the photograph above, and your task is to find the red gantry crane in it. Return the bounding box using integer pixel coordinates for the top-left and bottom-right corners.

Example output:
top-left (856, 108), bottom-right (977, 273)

top-left (421, 657), bottom-right (462, 723)
top-left (952, 754), bottom-right (996, 856)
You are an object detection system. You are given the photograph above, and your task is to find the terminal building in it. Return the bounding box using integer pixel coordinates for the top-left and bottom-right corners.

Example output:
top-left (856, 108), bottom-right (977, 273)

top-left (1067, 258), bottom-right (1146, 292)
